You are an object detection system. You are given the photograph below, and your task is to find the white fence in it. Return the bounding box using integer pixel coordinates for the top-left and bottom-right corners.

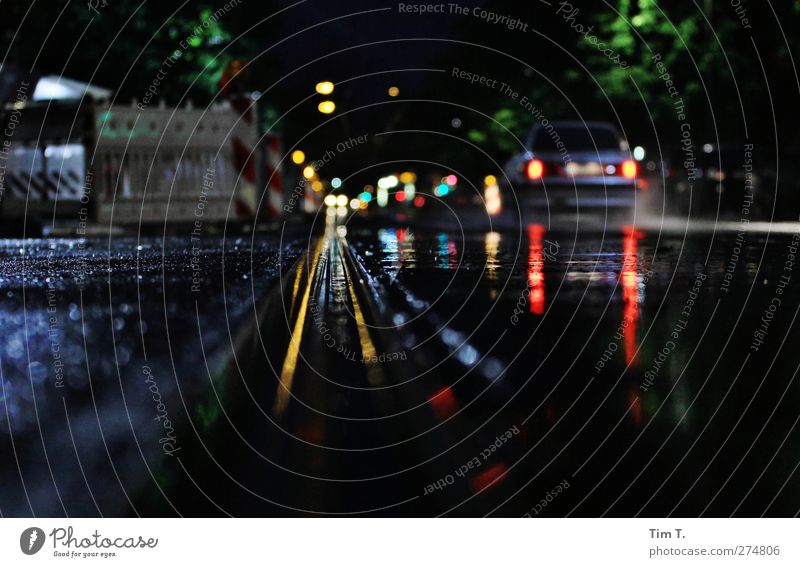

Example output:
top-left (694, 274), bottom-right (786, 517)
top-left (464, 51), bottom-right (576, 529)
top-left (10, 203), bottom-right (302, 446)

top-left (92, 102), bottom-right (261, 225)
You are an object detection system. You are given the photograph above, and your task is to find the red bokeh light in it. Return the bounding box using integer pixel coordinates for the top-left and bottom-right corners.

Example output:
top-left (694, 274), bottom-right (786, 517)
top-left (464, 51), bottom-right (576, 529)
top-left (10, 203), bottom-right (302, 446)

top-left (428, 387), bottom-right (459, 419)
top-left (470, 463), bottom-right (508, 492)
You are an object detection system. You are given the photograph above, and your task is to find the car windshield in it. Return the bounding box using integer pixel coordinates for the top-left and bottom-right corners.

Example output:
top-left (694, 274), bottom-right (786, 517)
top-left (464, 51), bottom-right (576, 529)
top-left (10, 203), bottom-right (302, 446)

top-left (532, 125), bottom-right (621, 152)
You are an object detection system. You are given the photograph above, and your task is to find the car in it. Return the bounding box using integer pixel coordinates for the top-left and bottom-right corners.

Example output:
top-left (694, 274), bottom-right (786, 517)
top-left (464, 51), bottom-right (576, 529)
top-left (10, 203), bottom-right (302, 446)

top-left (502, 121), bottom-right (642, 211)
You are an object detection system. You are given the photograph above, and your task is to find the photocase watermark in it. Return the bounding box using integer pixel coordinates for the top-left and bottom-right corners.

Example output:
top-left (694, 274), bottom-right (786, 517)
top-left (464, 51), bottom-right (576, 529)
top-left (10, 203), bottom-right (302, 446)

top-left (720, 144), bottom-right (755, 294)
top-left (20, 527), bottom-right (46, 555)
top-left (307, 296), bottom-right (407, 363)
top-left (450, 3), bottom-right (529, 31)
top-left (398, 3), bottom-right (529, 31)
top-left (554, 2), bottom-right (629, 69)
top-left (422, 425), bottom-right (519, 495)
top-left (0, 80), bottom-right (30, 208)
top-left (729, 0), bottom-right (752, 30)
top-left (594, 267), bottom-right (654, 375)
top-left (750, 228), bottom-right (799, 352)
top-left (21, 525), bottom-right (158, 558)
top-left (45, 251), bottom-right (65, 390)
top-left (651, 52), bottom-right (696, 181)
top-left (48, 526), bottom-right (158, 558)
top-left (401, 0), bottom-right (634, 72)
top-left (450, 69), bottom-right (572, 164)
top-left (640, 272), bottom-right (706, 391)
top-left (284, 134), bottom-right (369, 213)
top-left (87, 0), bottom-right (109, 16)
top-left (284, 177), bottom-right (307, 214)
top-left (311, 134), bottom-right (369, 172)
top-left (142, 365), bottom-right (181, 456)
top-left (138, 0), bottom-right (243, 110)
top-left (190, 163), bottom-right (215, 293)
top-left (523, 479), bottom-right (571, 517)
top-left (74, 170), bottom-right (94, 288)
top-left (510, 238), bottom-right (560, 325)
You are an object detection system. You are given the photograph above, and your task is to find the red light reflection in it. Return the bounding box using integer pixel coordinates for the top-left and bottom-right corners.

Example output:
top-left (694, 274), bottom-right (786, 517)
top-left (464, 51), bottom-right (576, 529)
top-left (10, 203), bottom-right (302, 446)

top-left (470, 463), bottom-right (508, 493)
top-left (628, 388), bottom-right (642, 426)
top-left (621, 226), bottom-right (643, 365)
top-left (428, 387), bottom-right (459, 419)
top-left (296, 421), bottom-right (325, 444)
top-left (527, 224), bottom-right (546, 315)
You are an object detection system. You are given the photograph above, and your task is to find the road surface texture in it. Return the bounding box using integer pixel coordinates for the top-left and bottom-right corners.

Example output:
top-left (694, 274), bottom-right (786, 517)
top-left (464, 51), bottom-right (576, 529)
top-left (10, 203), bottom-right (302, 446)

top-left (2, 213), bottom-right (799, 517)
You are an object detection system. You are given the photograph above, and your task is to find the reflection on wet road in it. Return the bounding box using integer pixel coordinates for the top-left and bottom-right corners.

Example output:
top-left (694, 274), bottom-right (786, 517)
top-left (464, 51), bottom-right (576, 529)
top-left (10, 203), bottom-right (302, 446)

top-left (2, 218), bottom-right (800, 516)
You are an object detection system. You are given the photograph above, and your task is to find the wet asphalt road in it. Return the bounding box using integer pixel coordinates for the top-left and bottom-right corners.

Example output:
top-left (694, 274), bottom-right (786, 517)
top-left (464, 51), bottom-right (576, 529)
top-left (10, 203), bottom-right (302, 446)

top-left (2, 213), bottom-right (800, 517)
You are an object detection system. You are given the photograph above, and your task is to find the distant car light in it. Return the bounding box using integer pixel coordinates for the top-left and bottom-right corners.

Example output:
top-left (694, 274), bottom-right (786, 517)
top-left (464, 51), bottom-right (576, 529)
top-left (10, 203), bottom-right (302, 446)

top-left (318, 100), bottom-right (336, 114)
top-left (377, 187), bottom-right (389, 207)
top-left (290, 150), bottom-right (305, 164)
top-left (434, 184), bottom-right (449, 197)
top-left (621, 160), bottom-right (638, 179)
top-left (378, 175), bottom-right (398, 189)
top-left (526, 159), bottom-right (544, 180)
top-left (315, 81), bottom-right (334, 95)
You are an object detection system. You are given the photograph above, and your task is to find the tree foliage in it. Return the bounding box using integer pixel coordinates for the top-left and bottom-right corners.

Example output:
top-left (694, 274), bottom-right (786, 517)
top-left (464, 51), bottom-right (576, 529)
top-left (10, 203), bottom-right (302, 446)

top-left (433, 0), bottom-right (800, 168)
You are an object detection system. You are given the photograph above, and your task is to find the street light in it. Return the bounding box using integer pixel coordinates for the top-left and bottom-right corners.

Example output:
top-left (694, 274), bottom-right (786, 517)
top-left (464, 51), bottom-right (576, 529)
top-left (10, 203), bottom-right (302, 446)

top-left (291, 150), bottom-right (305, 165)
top-left (377, 175), bottom-right (398, 189)
top-left (315, 81), bottom-right (334, 95)
top-left (377, 186), bottom-right (388, 207)
top-left (399, 171), bottom-right (416, 184)
top-left (318, 100), bottom-right (336, 114)
top-left (388, 86), bottom-right (399, 97)
top-left (302, 165), bottom-right (315, 179)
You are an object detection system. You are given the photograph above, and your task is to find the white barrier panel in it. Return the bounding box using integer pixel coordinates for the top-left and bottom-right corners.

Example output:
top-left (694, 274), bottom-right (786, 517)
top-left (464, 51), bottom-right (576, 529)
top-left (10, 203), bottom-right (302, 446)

top-left (92, 103), bottom-right (261, 225)
top-left (0, 518), bottom-right (797, 566)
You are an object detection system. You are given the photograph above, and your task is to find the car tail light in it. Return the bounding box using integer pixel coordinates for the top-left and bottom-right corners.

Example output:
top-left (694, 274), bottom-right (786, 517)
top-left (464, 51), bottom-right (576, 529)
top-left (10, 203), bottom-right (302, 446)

top-left (621, 160), bottom-right (637, 179)
top-left (526, 159), bottom-right (544, 180)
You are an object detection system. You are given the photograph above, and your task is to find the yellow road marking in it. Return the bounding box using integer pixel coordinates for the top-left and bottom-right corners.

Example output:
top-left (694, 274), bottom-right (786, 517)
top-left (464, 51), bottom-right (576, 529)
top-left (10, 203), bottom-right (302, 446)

top-left (338, 238), bottom-right (384, 385)
top-left (288, 253), bottom-right (305, 315)
top-left (272, 237), bottom-right (325, 417)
